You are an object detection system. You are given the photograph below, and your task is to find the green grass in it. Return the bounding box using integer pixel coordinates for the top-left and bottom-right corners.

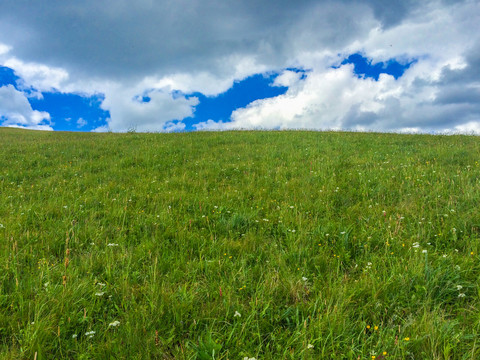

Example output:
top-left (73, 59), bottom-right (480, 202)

top-left (0, 128), bottom-right (479, 359)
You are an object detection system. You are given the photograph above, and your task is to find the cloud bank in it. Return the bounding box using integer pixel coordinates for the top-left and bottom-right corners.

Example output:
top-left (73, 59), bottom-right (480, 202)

top-left (0, 0), bottom-right (479, 132)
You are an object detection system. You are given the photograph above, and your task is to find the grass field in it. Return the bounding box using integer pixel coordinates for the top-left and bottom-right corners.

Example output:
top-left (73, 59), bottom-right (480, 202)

top-left (0, 128), bottom-right (479, 359)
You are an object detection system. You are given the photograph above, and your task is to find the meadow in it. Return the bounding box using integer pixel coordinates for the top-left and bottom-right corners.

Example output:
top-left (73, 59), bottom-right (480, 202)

top-left (0, 128), bottom-right (479, 359)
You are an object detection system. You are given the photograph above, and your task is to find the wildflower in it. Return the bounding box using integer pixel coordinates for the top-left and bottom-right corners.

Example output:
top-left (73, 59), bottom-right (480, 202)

top-left (85, 331), bottom-right (95, 338)
top-left (458, 293), bottom-right (466, 298)
top-left (404, 337), bottom-right (410, 341)
top-left (243, 357), bottom-right (256, 360)
top-left (340, 231), bottom-right (346, 235)
top-left (234, 311), bottom-right (241, 317)
top-left (366, 325), bottom-right (371, 329)
top-left (302, 277), bottom-right (308, 282)
top-left (97, 282), bottom-right (106, 287)
top-left (108, 320), bottom-right (120, 327)
top-left (471, 252), bottom-right (474, 255)
top-left (412, 242), bottom-right (420, 248)
top-left (455, 265), bottom-right (461, 270)
top-left (456, 285), bottom-right (463, 290)
top-left (374, 326), bottom-right (379, 330)
top-left (422, 249), bottom-right (427, 254)
top-left (307, 344), bottom-right (314, 349)
top-left (383, 352), bottom-right (387, 355)
top-left (72, 334), bottom-right (77, 339)
top-left (95, 292), bottom-right (105, 296)
top-left (442, 254), bottom-right (447, 258)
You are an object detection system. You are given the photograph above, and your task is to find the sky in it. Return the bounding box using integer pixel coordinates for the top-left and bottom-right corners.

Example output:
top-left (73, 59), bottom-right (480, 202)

top-left (0, 0), bottom-right (479, 133)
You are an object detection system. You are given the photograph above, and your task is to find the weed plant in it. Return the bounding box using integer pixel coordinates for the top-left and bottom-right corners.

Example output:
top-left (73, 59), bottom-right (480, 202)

top-left (0, 128), bottom-right (479, 359)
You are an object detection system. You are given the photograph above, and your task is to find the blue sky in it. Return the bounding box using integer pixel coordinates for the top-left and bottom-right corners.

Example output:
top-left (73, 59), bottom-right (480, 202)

top-left (0, 1), bottom-right (479, 133)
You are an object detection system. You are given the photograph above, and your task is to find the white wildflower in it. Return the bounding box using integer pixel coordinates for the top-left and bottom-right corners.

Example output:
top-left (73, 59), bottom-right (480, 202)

top-left (108, 320), bottom-right (120, 327)
top-left (456, 285), bottom-right (463, 290)
top-left (95, 292), bottom-right (105, 296)
top-left (422, 250), bottom-right (427, 254)
top-left (85, 330), bottom-right (95, 338)
top-left (458, 293), bottom-right (466, 298)
top-left (302, 277), bottom-right (308, 282)
top-left (72, 334), bottom-right (77, 338)
top-left (412, 242), bottom-right (420, 248)
top-left (97, 282), bottom-right (106, 287)
top-left (107, 243), bottom-right (119, 247)
top-left (234, 311), bottom-right (241, 317)
top-left (307, 344), bottom-right (314, 349)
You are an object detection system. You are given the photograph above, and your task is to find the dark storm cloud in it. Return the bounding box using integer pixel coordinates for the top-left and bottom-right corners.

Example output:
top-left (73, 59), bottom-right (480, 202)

top-left (0, 0), bottom-right (424, 81)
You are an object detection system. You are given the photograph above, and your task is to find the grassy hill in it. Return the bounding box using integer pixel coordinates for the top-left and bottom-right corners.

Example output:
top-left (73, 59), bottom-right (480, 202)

top-left (0, 128), bottom-right (479, 359)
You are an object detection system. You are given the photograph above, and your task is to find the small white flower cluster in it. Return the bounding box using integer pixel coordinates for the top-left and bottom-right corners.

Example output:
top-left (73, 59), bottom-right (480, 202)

top-left (109, 320), bottom-right (120, 327)
top-left (243, 357), bottom-right (256, 360)
top-left (456, 284), bottom-right (466, 298)
top-left (85, 330), bottom-right (95, 338)
top-left (107, 243), bottom-right (119, 247)
top-left (234, 311), bottom-right (241, 317)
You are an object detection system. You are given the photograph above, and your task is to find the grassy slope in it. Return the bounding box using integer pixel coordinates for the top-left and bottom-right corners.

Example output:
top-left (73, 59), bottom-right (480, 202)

top-left (0, 128), bottom-right (479, 359)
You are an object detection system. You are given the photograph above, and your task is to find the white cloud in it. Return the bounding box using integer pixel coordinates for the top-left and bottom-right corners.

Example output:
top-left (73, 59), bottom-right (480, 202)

top-left (76, 117), bottom-right (87, 128)
top-left (100, 84), bottom-right (198, 132)
top-left (193, 119), bottom-right (229, 131)
top-left (3, 58), bottom-right (69, 92)
top-left (0, 43), bottom-right (10, 56)
top-left (91, 125), bottom-right (110, 133)
top-left (453, 121), bottom-right (480, 134)
top-left (272, 70), bottom-right (305, 88)
top-left (0, 85), bottom-right (52, 130)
